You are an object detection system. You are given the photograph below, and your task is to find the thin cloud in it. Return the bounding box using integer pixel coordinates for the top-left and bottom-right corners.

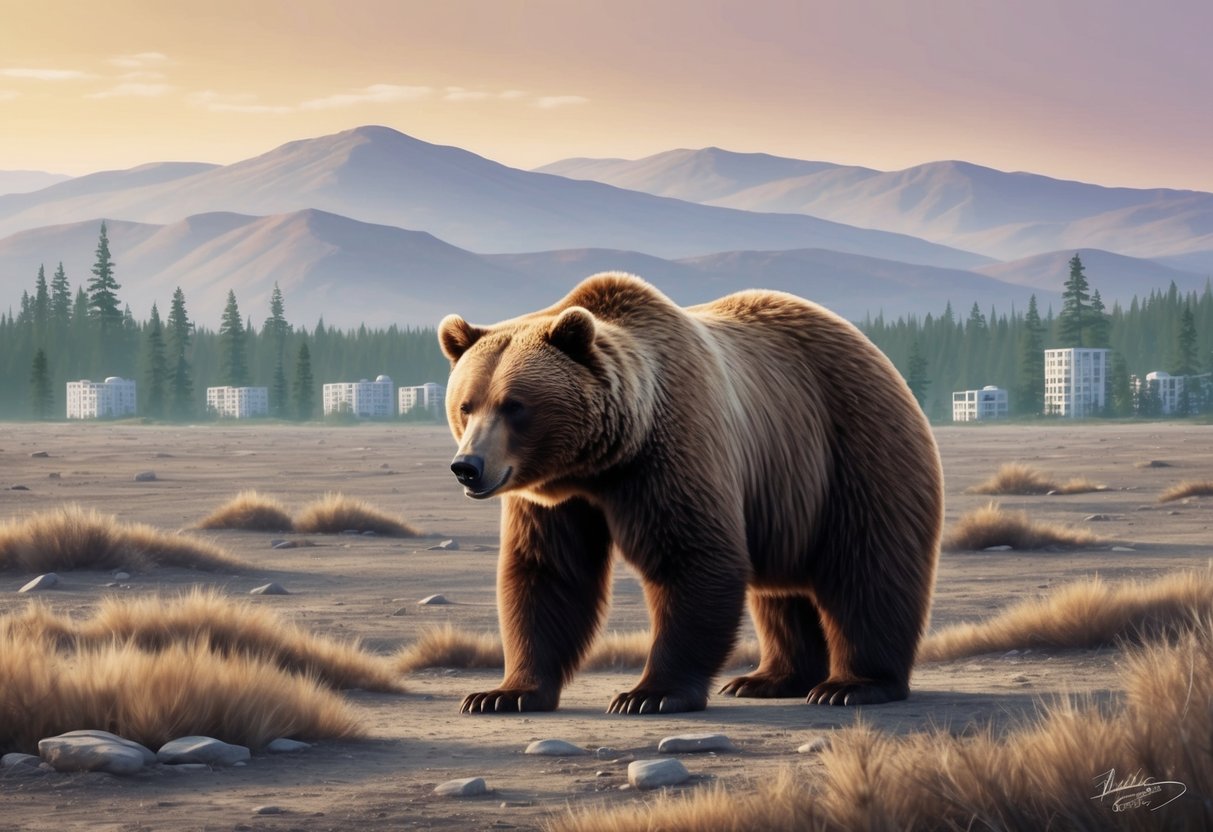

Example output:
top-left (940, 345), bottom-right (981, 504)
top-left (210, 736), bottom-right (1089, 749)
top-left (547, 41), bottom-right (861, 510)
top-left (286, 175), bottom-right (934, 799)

top-left (87, 83), bottom-right (173, 100)
top-left (534, 95), bottom-right (589, 109)
top-left (188, 90), bottom-right (293, 115)
top-left (0, 91), bottom-right (17, 102)
top-left (299, 84), bottom-right (432, 110)
top-left (444, 87), bottom-right (492, 102)
top-left (109, 52), bottom-right (170, 69)
top-left (1, 68), bottom-right (93, 81)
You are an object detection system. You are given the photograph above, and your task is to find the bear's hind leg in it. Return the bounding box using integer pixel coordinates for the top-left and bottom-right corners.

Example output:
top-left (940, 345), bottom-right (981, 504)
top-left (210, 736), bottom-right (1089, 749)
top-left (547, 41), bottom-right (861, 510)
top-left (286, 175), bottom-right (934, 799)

top-left (720, 593), bottom-right (830, 698)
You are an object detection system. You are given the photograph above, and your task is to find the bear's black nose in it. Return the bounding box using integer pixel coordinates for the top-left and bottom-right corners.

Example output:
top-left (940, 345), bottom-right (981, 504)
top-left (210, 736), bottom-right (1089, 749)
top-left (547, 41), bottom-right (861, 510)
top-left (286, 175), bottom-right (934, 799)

top-left (451, 455), bottom-right (485, 487)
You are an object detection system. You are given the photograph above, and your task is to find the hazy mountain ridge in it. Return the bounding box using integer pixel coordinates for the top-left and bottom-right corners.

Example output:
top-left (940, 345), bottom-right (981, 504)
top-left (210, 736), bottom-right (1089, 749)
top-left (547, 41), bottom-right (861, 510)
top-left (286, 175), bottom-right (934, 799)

top-left (0, 170), bottom-right (73, 197)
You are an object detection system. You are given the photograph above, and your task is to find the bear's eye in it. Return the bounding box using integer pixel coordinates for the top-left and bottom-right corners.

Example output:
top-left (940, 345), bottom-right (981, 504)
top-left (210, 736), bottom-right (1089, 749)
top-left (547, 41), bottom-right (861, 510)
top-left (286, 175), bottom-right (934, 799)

top-left (459, 402), bottom-right (472, 415)
top-left (501, 399), bottom-right (525, 417)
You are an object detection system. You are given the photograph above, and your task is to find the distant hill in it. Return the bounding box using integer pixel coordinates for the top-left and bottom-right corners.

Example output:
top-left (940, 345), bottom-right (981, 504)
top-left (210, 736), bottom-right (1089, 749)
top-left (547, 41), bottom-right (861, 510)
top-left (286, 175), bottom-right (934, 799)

top-left (974, 249), bottom-right (1209, 299)
top-left (0, 126), bottom-right (986, 268)
top-left (0, 170), bottom-right (73, 196)
top-left (538, 149), bottom-right (1213, 266)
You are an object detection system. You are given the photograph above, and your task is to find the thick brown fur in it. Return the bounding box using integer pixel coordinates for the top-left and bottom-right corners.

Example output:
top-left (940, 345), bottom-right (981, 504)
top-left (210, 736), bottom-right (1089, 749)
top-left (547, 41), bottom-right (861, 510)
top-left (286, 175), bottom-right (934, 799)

top-left (438, 273), bottom-right (943, 714)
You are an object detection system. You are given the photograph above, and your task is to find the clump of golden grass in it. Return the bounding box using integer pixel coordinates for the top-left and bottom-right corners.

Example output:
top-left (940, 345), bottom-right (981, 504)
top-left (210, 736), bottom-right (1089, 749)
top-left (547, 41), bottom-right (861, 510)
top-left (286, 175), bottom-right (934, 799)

top-left (293, 493), bottom-right (420, 537)
top-left (196, 490), bottom-right (294, 531)
top-left (1158, 480), bottom-right (1213, 503)
top-left (396, 626), bottom-right (760, 673)
top-left (920, 569), bottom-right (1213, 662)
top-left (943, 502), bottom-right (1101, 551)
top-left (0, 588), bottom-right (403, 693)
top-left (557, 625), bottom-right (1213, 831)
top-left (0, 635), bottom-right (362, 754)
top-left (966, 462), bottom-right (1106, 495)
top-left (0, 504), bottom-right (243, 572)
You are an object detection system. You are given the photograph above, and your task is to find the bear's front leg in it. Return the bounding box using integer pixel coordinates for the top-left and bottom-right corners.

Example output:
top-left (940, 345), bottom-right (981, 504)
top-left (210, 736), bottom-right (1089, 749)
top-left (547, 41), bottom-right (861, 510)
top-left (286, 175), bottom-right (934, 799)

top-left (608, 518), bottom-right (749, 715)
top-left (461, 496), bottom-right (612, 714)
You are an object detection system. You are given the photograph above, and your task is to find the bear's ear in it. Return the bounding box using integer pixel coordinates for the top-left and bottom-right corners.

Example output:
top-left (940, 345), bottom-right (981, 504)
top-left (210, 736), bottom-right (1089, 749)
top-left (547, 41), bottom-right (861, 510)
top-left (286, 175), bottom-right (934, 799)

top-left (438, 314), bottom-right (486, 363)
top-left (546, 306), bottom-right (597, 359)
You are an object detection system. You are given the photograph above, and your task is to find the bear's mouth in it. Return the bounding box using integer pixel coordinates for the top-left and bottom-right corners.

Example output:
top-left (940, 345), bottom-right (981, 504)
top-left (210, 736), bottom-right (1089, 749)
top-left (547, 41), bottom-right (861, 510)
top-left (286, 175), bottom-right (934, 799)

top-left (466, 466), bottom-right (513, 500)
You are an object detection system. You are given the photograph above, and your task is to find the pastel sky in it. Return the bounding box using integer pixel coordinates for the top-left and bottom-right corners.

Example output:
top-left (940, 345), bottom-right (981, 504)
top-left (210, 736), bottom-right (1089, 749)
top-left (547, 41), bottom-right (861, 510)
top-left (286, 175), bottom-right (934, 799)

top-left (2, 0), bottom-right (1211, 190)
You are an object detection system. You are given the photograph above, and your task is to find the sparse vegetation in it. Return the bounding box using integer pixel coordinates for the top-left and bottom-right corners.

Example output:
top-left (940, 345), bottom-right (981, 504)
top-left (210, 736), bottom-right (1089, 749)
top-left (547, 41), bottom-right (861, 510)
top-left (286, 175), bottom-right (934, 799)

top-left (966, 462), bottom-right (1106, 495)
top-left (920, 569), bottom-right (1213, 662)
top-left (196, 490), bottom-right (295, 531)
top-left (557, 625), bottom-right (1213, 831)
top-left (1158, 480), bottom-right (1213, 503)
top-left (0, 504), bottom-right (244, 572)
top-left (943, 502), bottom-right (1102, 551)
top-left (293, 492), bottom-right (420, 537)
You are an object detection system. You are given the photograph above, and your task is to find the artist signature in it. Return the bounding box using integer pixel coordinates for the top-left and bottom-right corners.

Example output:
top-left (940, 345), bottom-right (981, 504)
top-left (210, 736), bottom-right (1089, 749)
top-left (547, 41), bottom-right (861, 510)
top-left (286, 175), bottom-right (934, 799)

top-left (1092, 769), bottom-right (1187, 813)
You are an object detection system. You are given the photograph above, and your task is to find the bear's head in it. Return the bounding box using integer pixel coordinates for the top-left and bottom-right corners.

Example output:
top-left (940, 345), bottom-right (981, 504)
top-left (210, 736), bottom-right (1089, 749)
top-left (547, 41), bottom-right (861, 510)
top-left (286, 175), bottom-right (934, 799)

top-left (438, 306), bottom-right (626, 503)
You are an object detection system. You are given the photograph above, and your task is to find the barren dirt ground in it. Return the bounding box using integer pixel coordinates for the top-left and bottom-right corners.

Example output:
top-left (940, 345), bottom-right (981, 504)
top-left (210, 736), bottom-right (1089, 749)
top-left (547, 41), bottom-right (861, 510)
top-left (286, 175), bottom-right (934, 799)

top-left (1, 421), bottom-right (1210, 831)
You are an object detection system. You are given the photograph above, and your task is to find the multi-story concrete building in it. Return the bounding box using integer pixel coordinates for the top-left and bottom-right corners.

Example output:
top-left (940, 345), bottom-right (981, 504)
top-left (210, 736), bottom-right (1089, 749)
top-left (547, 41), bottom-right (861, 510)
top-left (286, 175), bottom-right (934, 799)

top-left (206, 386), bottom-right (269, 419)
top-left (399, 382), bottom-right (446, 417)
top-left (323, 374), bottom-right (394, 418)
top-left (952, 386), bottom-right (1009, 422)
top-left (1044, 348), bottom-right (1109, 418)
top-left (66, 377), bottom-right (137, 419)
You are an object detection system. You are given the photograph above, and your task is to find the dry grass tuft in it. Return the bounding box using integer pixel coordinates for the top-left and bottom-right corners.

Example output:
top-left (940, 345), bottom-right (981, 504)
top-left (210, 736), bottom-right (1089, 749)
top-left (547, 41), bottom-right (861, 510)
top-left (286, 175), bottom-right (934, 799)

top-left (197, 490), bottom-right (294, 532)
top-left (966, 463), bottom-right (1106, 496)
top-left (397, 626), bottom-right (760, 674)
top-left (293, 493), bottom-right (420, 537)
top-left (557, 625), bottom-right (1213, 831)
top-left (1158, 480), bottom-right (1213, 503)
top-left (943, 502), bottom-right (1102, 551)
top-left (0, 635), bottom-right (363, 754)
top-left (0, 504), bottom-right (244, 573)
top-left (920, 569), bottom-right (1213, 662)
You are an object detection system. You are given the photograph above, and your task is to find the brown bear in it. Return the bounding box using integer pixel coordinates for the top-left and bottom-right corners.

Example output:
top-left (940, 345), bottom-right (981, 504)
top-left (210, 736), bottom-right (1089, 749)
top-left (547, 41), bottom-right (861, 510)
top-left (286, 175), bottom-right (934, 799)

top-left (438, 273), bottom-right (942, 714)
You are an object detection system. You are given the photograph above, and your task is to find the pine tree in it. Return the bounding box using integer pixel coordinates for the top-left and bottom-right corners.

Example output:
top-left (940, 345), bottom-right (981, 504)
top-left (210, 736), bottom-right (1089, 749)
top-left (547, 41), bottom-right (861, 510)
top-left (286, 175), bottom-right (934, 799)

top-left (293, 340), bottom-right (315, 421)
top-left (906, 338), bottom-right (930, 410)
top-left (1109, 352), bottom-right (1134, 417)
top-left (167, 287), bottom-right (195, 419)
top-left (32, 265), bottom-right (50, 346)
top-left (87, 221), bottom-right (123, 336)
top-left (262, 283), bottom-right (291, 417)
top-left (1172, 303), bottom-right (1200, 415)
top-left (29, 348), bottom-right (53, 420)
top-left (1059, 253), bottom-right (1091, 348)
top-left (1017, 295), bottom-right (1045, 415)
top-left (50, 262), bottom-right (71, 328)
top-left (1087, 289), bottom-right (1110, 348)
top-left (142, 303), bottom-right (169, 419)
top-left (218, 290), bottom-right (249, 386)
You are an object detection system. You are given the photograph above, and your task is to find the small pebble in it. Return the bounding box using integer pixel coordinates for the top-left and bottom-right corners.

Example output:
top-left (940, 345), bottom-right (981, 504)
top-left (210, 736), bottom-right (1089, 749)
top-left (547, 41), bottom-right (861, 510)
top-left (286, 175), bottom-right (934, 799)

top-left (594, 747), bottom-right (621, 760)
top-left (525, 739), bottom-right (587, 756)
top-left (427, 539), bottom-right (460, 551)
top-left (253, 806), bottom-right (283, 816)
top-left (265, 738), bottom-right (311, 754)
top-left (134, 471), bottom-right (157, 482)
top-left (1111, 546), bottom-right (1136, 552)
top-left (157, 736), bottom-right (250, 767)
top-left (19, 573), bottom-right (59, 593)
top-left (798, 736), bottom-right (831, 754)
top-left (982, 545), bottom-right (1013, 552)
top-left (628, 759), bottom-right (690, 789)
top-left (418, 594), bottom-right (450, 606)
top-left (10, 484), bottom-right (30, 491)
top-left (434, 776), bottom-right (489, 797)
top-left (250, 582), bottom-right (289, 596)
top-left (658, 733), bottom-right (735, 754)
top-left (113, 571), bottom-right (131, 581)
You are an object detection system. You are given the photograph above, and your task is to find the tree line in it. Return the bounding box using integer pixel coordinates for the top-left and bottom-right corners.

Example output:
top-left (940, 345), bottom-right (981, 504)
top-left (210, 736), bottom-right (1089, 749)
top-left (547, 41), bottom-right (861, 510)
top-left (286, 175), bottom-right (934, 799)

top-left (1, 223), bottom-right (449, 420)
top-left (865, 255), bottom-right (1213, 421)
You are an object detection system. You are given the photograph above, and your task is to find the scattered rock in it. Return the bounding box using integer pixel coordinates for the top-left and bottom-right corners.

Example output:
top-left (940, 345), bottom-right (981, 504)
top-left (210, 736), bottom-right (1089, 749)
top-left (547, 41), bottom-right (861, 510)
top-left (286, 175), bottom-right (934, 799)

top-left (798, 736), bottom-right (831, 754)
top-left (253, 806), bottom-right (284, 815)
top-left (1011, 675), bottom-right (1031, 684)
top-left (427, 539), bottom-right (460, 551)
top-left (657, 733), bottom-right (735, 754)
top-left (1137, 460), bottom-right (1171, 468)
top-left (157, 736), bottom-right (251, 767)
top-left (30, 451), bottom-right (49, 458)
top-left (113, 571), bottom-right (131, 581)
top-left (418, 594), bottom-right (450, 606)
top-left (361, 531), bottom-right (377, 537)
top-left (271, 540), bottom-right (297, 549)
top-left (265, 738), bottom-right (311, 754)
top-left (19, 573), bottom-right (59, 593)
top-left (1111, 546), bottom-right (1136, 552)
top-left (2, 753), bottom-right (43, 770)
top-left (628, 759), bottom-right (690, 789)
top-left (434, 776), bottom-right (489, 797)
top-left (48, 473), bottom-right (61, 479)
top-left (161, 763), bottom-right (210, 773)
top-left (10, 484), bottom-right (29, 491)
top-left (39, 730), bottom-right (155, 775)
top-left (250, 582), bottom-right (289, 596)
top-left (1168, 510), bottom-right (1181, 516)
top-left (982, 545), bottom-right (1013, 552)
top-left (594, 747), bottom-right (622, 760)
top-left (525, 739), bottom-right (588, 756)
top-left (1004, 649), bottom-right (1020, 657)
top-left (1084, 514), bottom-right (1112, 522)
top-left (392, 607), bottom-right (409, 616)
top-left (134, 471), bottom-right (157, 482)
top-left (380, 463), bottom-right (390, 469)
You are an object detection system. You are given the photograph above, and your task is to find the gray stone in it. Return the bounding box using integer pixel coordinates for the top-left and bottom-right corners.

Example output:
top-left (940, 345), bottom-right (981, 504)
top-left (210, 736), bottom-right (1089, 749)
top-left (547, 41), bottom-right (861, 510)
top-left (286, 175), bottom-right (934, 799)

top-left (2, 752), bottom-right (42, 770)
top-left (434, 776), bottom-right (489, 797)
top-left (19, 573), bottom-right (59, 592)
top-left (798, 736), bottom-right (831, 754)
top-left (594, 747), bottom-right (622, 760)
top-left (134, 471), bottom-right (157, 482)
top-left (418, 594), bottom-right (450, 605)
top-left (161, 763), bottom-right (210, 773)
top-left (1111, 546), bottom-right (1136, 552)
top-left (525, 739), bottom-right (588, 756)
top-left (113, 571), bottom-right (131, 581)
top-left (30, 451), bottom-right (49, 458)
top-left (427, 539), bottom-right (460, 551)
top-left (982, 545), bottom-right (1013, 552)
top-left (1084, 514), bottom-right (1112, 522)
top-left (657, 733), bottom-right (735, 754)
top-left (157, 736), bottom-right (251, 767)
top-left (10, 484), bottom-right (29, 491)
top-left (265, 738), bottom-right (311, 754)
top-left (250, 582), bottom-right (289, 596)
top-left (628, 759), bottom-right (690, 789)
top-left (272, 540), bottom-right (297, 549)
top-left (253, 806), bottom-right (284, 815)
top-left (48, 472), bottom-right (61, 479)
top-left (39, 730), bottom-right (155, 775)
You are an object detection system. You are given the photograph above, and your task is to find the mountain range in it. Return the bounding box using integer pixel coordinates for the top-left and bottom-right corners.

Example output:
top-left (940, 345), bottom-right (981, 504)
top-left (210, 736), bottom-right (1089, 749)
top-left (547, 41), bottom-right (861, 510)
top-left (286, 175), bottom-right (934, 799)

top-left (1, 126), bottom-right (1208, 328)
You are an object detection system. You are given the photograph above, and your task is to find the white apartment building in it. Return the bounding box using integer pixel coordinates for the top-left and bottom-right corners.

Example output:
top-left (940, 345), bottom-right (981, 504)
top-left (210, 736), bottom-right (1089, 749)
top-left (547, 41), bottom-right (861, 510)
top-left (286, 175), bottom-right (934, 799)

top-left (399, 382), bottom-right (446, 417)
top-left (66, 377), bottom-right (137, 419)
top-left (1044, 348), bottom-right (1109, 418)
top-left (323, 374), bottom-right (394, 418)
top-left (952, 386), bottom-right (1009, 422)
top-left (206, 386), bottom-right (269, 419)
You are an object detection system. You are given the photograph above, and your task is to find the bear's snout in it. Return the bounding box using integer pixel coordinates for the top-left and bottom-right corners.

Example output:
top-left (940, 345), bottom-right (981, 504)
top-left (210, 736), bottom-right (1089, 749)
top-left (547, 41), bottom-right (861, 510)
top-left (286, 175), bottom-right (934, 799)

top-left (451, 454), bottom-right (486, 487)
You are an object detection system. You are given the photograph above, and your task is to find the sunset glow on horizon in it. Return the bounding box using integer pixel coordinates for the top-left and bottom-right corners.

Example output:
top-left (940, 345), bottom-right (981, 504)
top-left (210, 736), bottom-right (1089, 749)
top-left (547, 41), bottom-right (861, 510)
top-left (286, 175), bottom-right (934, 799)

top-left (2, 0), bottom-right (1211, 191)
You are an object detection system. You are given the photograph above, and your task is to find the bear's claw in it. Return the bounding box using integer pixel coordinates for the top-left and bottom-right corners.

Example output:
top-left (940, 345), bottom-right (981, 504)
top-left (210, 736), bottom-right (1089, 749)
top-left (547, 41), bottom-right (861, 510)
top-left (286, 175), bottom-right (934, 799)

top-left (805, 679), bottom-right (908, 706)
top-left (607, 688), bottom-right (706, 715)
top-left (460, 688), bottom-right (555, 714)
top-left (718, 673), bottom-right (812, 698)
